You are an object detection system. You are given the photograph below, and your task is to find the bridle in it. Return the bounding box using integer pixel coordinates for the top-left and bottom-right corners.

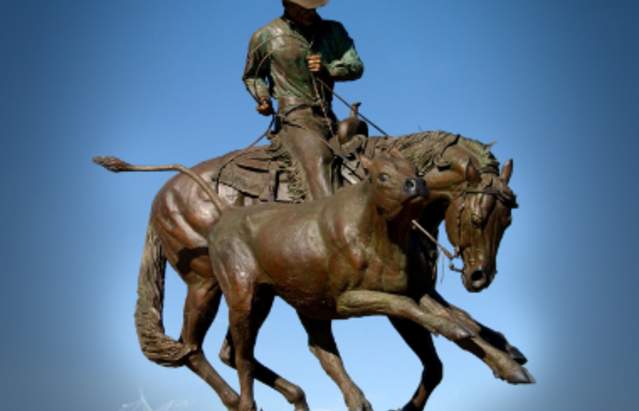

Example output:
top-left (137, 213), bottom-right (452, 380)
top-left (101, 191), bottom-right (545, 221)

top-left (412, 178), bottom-right (516, 274)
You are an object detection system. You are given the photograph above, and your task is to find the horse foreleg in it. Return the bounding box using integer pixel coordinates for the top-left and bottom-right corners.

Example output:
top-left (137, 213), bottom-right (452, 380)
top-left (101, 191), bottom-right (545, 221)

top-left (423, 290), bottom-right (527, 364)
top-left (418, 293), bottom-right (534, 384)
top-left (388, 318), bottom-right (442, 411)
top-left (181, 279), bottom-right (240, 410)
top-left (335, 290), bottom-right (472, 341)
top-left (298, 315), bottom-right (372, 411)
top-left (219, 291), bottom-right (309, 411)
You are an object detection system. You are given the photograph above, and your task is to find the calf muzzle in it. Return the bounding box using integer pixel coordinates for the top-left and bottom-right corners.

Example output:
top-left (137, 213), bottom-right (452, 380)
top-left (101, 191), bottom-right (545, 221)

top-left (404, 177), bottom-right (429, 198)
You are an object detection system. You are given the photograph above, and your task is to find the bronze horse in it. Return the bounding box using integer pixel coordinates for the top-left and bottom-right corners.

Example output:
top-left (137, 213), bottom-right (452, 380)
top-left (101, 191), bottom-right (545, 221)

top-left (96, 130), bottom-right (531, 411)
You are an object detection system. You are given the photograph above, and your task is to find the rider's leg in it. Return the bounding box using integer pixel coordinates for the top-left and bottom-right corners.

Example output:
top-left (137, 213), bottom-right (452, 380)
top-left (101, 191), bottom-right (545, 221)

top-left (277, 108), bottom-right (335, 200)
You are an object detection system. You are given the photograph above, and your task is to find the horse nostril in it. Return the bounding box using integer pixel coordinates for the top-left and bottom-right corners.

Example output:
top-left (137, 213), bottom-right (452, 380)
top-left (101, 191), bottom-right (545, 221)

top-left (471, 270), bottom-right (487, 288)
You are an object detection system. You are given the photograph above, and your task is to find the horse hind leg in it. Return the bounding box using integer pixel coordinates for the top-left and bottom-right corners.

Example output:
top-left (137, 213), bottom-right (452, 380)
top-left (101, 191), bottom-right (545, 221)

top-left (180, 278), bottom-right (240, 410)
top-left (219, 289), bottom-right (309, 411)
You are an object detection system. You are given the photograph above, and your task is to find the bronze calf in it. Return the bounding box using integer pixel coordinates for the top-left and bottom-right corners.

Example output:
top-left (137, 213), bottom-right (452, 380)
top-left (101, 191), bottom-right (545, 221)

top-left (208, 149), bottom-right (469, 411)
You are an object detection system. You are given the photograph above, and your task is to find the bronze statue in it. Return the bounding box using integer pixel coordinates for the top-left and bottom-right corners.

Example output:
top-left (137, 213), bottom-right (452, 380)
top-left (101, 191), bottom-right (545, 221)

top-left (243, 0), bottom-right (364, 200)
top-left (95, 129), bottom-right (531, 411)
top-left (207, 149), bottom-right (446, 411)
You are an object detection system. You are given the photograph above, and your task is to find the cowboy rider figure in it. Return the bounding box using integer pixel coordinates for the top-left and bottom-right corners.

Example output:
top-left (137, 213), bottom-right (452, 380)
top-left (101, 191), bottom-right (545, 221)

top-left (243, 0), bottom-right (364, 200)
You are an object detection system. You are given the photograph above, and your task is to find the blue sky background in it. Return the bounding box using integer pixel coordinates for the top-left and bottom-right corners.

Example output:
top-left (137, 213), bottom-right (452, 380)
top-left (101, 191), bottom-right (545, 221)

top-left (1, 1), bottom-right (638, 410)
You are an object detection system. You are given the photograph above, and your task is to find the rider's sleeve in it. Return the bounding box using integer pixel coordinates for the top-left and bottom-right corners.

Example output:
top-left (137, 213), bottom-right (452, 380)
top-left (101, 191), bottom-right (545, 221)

top-left (242, 30), bottom-right (271, 100)
top-left (325, 22), bottom-right (364, 82)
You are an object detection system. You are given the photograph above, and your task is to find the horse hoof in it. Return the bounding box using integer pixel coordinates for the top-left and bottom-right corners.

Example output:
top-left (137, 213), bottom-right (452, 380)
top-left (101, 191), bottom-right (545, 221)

top-left (507, 345), bottom-right (528, 365)
top-left (507, 366), bottom-right (536, 384)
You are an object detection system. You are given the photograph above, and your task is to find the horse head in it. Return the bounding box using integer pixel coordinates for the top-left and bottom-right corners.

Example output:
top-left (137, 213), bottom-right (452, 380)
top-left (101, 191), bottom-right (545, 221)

top-left (443, 158), bottom-right (518, 292)
top-left (360, 148), bottom-right (429, 220)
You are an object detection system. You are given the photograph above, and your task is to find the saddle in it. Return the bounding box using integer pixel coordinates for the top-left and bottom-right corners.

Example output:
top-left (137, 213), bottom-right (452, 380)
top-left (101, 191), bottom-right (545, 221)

top-left (212, 107), bottom-right (373, 203)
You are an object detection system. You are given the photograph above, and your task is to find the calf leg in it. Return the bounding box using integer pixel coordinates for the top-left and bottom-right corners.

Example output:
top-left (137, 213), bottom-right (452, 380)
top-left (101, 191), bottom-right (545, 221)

top-left (181, 280), bottom-right (240, 410)
top-left (220, 291), bottom-right (309, 411)
top-left (298, 315), bottom-right (372, 411)
top-left (389, 318), bottom-right (442, 411)
top-left (228, 306), bottom-right (258, 411)
top-left (336, 290), bottom-right (472, 341)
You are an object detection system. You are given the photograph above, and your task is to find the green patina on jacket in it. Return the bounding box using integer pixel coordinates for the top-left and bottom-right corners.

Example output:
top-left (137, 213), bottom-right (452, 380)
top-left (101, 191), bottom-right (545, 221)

top-left (243, 16), bottom-right (364, 106)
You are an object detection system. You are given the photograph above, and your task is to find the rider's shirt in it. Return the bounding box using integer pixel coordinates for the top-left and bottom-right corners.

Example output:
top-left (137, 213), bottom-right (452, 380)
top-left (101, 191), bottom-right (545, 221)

top-left (243, 15), bottom-right (364, 107)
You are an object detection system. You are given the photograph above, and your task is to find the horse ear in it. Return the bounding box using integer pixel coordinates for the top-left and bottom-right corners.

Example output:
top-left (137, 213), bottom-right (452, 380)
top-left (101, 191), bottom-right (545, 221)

top-left (360, 155), bottom-right (373, 172)
top-left (465, 160), bottom-right (481, 186)
top-left (501, 159), bottom-right (514, 184)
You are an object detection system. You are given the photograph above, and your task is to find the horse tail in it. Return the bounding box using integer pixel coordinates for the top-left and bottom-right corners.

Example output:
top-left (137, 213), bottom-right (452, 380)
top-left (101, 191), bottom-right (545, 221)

top-left (134, 222), bottom-right (194, 367)
top-left (93, 156), bottom-right (228, 213)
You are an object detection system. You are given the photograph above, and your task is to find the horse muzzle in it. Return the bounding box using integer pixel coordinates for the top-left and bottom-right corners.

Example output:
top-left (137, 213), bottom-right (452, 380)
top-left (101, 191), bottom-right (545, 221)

top-left (462, 266), bottom-right (494, 293)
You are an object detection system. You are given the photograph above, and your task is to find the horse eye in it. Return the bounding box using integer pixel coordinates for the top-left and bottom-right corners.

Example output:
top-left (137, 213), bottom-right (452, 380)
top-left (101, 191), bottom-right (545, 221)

top-left (378, 173), bottom-right (390, 183)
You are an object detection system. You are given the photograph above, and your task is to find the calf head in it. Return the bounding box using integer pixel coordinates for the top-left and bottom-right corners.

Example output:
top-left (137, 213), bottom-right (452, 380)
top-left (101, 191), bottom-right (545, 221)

top-left (360, 148), bottom-right (429, 220)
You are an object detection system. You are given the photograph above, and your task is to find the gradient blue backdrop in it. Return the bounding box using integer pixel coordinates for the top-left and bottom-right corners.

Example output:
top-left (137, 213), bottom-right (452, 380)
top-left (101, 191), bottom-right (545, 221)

top-left (1, 1), bottom-right (638, 410)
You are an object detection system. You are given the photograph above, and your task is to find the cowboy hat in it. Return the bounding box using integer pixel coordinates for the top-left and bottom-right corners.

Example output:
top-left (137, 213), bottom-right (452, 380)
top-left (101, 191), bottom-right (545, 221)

top-left (285, 0), bottom-right (329, 9)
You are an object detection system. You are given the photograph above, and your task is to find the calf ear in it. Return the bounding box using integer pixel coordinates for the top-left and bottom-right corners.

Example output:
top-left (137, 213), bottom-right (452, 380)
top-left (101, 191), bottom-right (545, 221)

top-left (501, 159), bottom-right (514, 184)
top-left (465, 160), bottom-right (481, 186)
top-left (360, 155), bottom-right (373, 172)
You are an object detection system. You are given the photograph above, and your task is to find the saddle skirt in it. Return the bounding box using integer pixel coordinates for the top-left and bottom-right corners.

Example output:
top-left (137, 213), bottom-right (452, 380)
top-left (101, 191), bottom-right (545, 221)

top-left (211, 135), bottom-right (377, 203)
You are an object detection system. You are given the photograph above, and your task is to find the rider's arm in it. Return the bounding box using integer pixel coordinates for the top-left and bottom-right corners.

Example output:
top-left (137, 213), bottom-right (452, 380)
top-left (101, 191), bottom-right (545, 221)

top-left (325, 22), bottom-right (364, 82)
top-left (242, 30), bottom-right (271, 101)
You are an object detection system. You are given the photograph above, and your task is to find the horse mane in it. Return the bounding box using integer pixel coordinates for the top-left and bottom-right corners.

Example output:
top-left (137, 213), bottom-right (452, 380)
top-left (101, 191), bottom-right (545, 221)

top-left (375, 130), bottom-right (500, 175)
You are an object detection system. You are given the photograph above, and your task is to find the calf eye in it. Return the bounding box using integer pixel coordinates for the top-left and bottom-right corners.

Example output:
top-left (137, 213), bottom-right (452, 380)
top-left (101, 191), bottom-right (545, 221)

top-left (378, 173), bottom-right (390, 183)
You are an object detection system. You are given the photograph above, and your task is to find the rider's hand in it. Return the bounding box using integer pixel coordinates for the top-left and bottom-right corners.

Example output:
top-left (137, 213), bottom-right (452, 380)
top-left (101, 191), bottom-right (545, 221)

top-left (307, 54), bottom-right (323, 73)
top-left (256, 97), bottom-right (274, 116)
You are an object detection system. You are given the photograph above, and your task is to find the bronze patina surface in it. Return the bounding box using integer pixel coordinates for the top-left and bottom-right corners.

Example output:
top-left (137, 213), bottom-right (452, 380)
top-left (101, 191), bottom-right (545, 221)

top-left (95, 129), bottom-right (530, 411)
top-left (208, 150), bottom-right (436, 411)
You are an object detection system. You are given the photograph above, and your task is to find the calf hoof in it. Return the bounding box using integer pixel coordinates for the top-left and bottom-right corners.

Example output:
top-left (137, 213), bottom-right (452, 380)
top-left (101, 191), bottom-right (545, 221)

top-left (293, 399), bottom-right (310, 411)
top-left (346, 393), bottom-right (373, 411)
top-left (349, 401), bottom-right (373, 411)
